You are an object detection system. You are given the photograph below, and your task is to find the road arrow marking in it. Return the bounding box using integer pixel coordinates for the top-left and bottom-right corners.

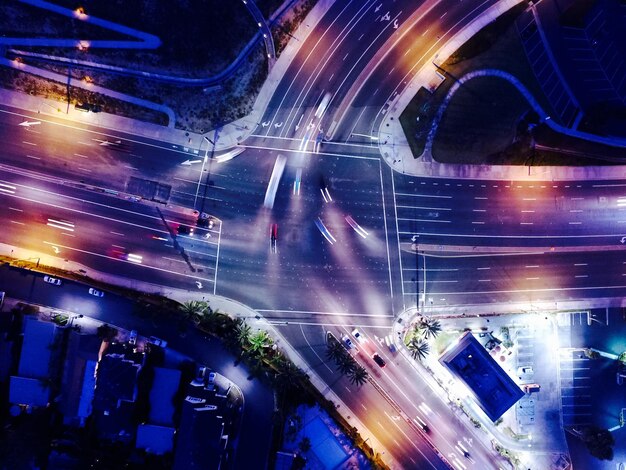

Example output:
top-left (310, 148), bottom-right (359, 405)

top-left (375, 3), bottom-right (382, 12)
top-left (381, 11), bottom-right (390, 21)
top-left (52, 246), bottom-right (60, 254)
top-left (295, 114), bottom-right (303, 132)
top-left (195, 281), bottom-right (203, 289)
top-left (274, 122), bottom-right (283, 128)
top-left (393, 19), bottom-right (399, 29)
top-left (181, 159), bottom-right (203, 166)
top-left (261, 121), bottom-right (270, 127)
top-left (18, 121), bottom-right (41, 127)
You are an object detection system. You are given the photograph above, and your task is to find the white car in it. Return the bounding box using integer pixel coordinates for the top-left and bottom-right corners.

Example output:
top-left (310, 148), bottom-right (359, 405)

top-left (88, 287), bottom-right (104, 298)
top-left (43, 275), bottom-right (62, 286)
top-left (341, 335), bottom-right (356, 351)
top-left (352, 328), bottom-right (366, 344)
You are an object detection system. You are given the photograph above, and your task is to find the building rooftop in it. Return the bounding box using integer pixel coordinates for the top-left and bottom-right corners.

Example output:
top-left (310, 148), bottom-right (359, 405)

top-left (136, 423), bottom-right (176, 455)
top-left (440, 332), bottom-right (524, 421)
top-left (148, 367), bottom-right (181, 426)
top-left (18, 318), bottom-right (57, 379)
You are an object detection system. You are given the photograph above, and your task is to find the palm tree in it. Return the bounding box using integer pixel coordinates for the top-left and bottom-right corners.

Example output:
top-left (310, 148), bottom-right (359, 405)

top-left (421, 318), bottom-right (441, 339)
top-left (180, 300), bottom-right (208, 324)
top-left (336, 354), bottom-right (355, 375)
top-left (408, 337), bottom-right (430, 360)
top-left (326, 340), bottom-right (346, 363)
top-left (235, 320), bottom-right (251, 347)
top-left (348, 365), bottom-right (369, 387)
top-left (247, 330), bottom-right (273, 357)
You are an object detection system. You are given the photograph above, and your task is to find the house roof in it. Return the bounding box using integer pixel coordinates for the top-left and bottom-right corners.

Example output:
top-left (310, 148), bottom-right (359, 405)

top-left (93, 353), bottom-right (141, 412)
top-left (173, 396), bottom-right (227, 470)
top-left (18, 318), bottom-right (56, 378)
top-left (9, 375), bottom-right (50, 406)
top-left (439, 332), bottom-right (524, 421)
top-left (148, 367), bottom-right (181, 426)
top-left (136, 424), bottom-right (176, 455)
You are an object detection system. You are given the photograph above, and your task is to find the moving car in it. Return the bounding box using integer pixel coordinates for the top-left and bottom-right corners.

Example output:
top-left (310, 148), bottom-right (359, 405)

top-left (88, 287), bottom-right (104, 298)
top-left (351, 328), bottom-right (365, 344)
top-left (293, 168), bottom-right (302, 195)
top-left (372, 353), bottom-right (386, 368)
top-left (341, 335), bottom-right (356, 351)
top-left (177, 224), bottom-right (194, 237)
top-left (319, 176), bottom-right (332, 203)
top-left (43, 275), bottom-right (62, 286)
top-left (270, 223), bottom-right (278, 253)
top-left (414, 415), bottom-right (430, 433)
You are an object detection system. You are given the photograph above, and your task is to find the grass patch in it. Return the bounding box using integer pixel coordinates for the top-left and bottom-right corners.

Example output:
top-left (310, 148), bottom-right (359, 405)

top-left (432, 331), bottom-right (458, 355)
top-left (432, 77), bottom-right (529, 164)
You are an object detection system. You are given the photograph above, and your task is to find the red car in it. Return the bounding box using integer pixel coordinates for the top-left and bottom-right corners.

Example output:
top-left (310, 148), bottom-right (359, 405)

top-left (270, 224), bottom-right (278, 253)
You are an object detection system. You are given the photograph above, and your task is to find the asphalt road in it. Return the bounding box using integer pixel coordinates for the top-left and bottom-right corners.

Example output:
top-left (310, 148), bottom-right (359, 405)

top-left (3, 0), bottom-right (624, 467)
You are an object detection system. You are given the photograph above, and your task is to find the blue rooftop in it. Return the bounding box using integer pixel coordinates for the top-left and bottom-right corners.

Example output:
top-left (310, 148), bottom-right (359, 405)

top-left (440, 332), bottom-right (524, 421)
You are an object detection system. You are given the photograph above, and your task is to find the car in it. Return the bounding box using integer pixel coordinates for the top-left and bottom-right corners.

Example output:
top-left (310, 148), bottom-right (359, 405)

top-left (319, 176), bottom-right (332, 203)
top-left (177, 224), bottom-right (194, 237)
top-left (293, 168), bottom-right (302, 195)
top-left (129, 330), bottom-right (137, 346)
top-left (414, 415), bottom-right (429, 433)
top-left (208, 371), bottom-right (216, 385)
top-left (457, 441), bottom-right (471, 459)
top-left (341, 335), bottom-right (356, 351)
top-left (43, 275), bottom-right (62, 286)
top-left (518, 366), bottom-right (533, 375)
top-left (270, 223), bottom-right (278, 253)
top-left (195, 366), bottom-right (208, 383)
top-left (351, 328), bottom-right (366, 343)
top-left (148, 336), bottom-right (168, 348)
top-left (88, 287), bottom-right (104, 298)
top-left (372, 353), bottom-right (386, 368)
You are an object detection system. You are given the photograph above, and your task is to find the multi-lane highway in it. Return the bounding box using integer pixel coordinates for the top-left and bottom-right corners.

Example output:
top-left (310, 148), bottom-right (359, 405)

top-left (2, 0), bottom-right (624, 467)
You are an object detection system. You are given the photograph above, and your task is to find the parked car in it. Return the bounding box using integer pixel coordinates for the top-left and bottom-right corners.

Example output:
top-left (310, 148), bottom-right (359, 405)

top-left (208, 372), bottom-right (216, 385)
top-left (372, 353), bottom-right (386, 368)
top-left (129, 330), bottom-right (137, 346)
top-left (88, 287), bottom-right (104, 298)
top-left (148, 336), bottom-right (167, 348)
top-left (43, 275), bottom-right (62, 286)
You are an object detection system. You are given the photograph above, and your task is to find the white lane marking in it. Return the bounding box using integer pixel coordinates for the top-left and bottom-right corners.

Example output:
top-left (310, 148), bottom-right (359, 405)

top-left (472, 209), bottom-right (486, 212)
top-left (343, 53), bottom-right (349, 61)
top-left (525, 265), bottom-right (540, 268)
top-left (569, 221), bottom-right (582, 225)
top-left (474, 197), bottom-right (487, 200)
top-left (22, 141), bottom-right (37, 146)
top-left (478, 279), bottom-right (491, 282)
top-left (477, 267), bottom-right (490, 270)
top-left (575, 275), bottom-right (588, 278)
top-left (520, 222), bottom-right (533, 225)
top-left (77, 141), bottom-right (92, 146)
top-left (522, 198), bottom-right (536, 201)
top-left (10, 220), bottom-right (24, 225)
top-left (526, 277), bottom-right (540, 280)
top-left (112, 244), bottom-right (125, 249)
top-left (43, 241), bottom-right (211, 282)
top-left (574, 263), bottom-right (588, 266)
top-left (74, 153), bottom-right (89, 159)
top-left (26, 154), bottom-right (40, 160)
top-left (162, 257), bottom-right (186, 264)
top-left (9, 207), bottom-right (22, 212)
top-left (78, 167), bottom-right (92, 173)
top-left (110, 231), bottom-right (125, 236)
top-left (521, 210), bottom-right (535, 213)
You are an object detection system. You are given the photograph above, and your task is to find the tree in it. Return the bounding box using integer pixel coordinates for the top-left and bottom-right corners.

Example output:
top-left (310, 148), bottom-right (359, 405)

top-left (348, 365), bottom-right (369, 387)
top-left (97, 324), bottom-right (117, 342)
top-left (247, 330), bottom-right (273, 357)
top-left (298, 437), bottom-right (311, 453)
top-left (325, 339), bottom-right (346, 363)
top-left (408, 337), bottom-right (430, 360)
top-left (180, 300), bottom-right (208, 324)
top-left (234, 319), bottom-right (251, 348)
top-left (336, 354), bottom-right (355, 375)
top-left (580, 426), bottom-right (614, 461)
top-left (421, 317), bottom-right (441, 339)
